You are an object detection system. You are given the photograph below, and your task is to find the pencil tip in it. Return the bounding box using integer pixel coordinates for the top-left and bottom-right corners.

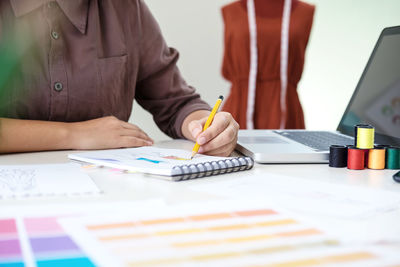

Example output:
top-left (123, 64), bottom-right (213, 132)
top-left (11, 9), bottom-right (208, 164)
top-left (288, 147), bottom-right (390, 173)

top-left (219, 95), bottom-right (224, 100)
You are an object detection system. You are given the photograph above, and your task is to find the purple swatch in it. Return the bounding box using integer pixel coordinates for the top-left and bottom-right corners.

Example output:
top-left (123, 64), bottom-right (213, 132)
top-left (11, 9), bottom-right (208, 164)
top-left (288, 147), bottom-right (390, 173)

top-left (30, 236), bottom-right (80, 254)
top-left (0, 239), bottom-right (21, 257)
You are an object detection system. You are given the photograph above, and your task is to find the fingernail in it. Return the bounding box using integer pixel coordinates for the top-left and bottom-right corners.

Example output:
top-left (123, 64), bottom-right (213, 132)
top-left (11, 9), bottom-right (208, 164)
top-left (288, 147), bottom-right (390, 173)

top-left (192, 127), bottom-right (201, 138)
top-left (198, 136), bottom-right (206, 145)
top-left (198, 147), bottom-right (204, 153)
top-left (146, 141), bottom-right (153, 145)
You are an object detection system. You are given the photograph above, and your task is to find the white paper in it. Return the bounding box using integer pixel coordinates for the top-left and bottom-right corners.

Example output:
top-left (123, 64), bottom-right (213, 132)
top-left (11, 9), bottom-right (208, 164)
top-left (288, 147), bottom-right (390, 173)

top-left (190, 173), bottom-right (400, 220)
top-left (60, 200), bottom-right (400, 267)
top-left (0, 163), bottom-right (101, 198)
top-left (189, 173), bottom-right (400, 245)
top-left (69, 147), bottom-right (232, 176)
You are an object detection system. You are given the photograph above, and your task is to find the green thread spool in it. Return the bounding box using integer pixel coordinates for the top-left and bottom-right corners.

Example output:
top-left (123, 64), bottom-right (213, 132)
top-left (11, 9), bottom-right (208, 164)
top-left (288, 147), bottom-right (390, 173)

top-left (386, 147), bottom-right (400, 169)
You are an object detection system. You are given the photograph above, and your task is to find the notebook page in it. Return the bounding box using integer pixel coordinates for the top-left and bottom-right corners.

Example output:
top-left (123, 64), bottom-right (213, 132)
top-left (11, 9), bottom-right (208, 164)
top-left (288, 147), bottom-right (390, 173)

top-left (69, 147), bottom-right (230, 176)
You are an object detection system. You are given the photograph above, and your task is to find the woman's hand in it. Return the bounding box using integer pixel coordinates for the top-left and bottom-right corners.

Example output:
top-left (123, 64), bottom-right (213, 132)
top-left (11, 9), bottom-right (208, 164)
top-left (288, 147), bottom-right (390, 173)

top-left (184, 111), bottom-right (239, 157)
top-left (68, 116), bottom-right (153, 150)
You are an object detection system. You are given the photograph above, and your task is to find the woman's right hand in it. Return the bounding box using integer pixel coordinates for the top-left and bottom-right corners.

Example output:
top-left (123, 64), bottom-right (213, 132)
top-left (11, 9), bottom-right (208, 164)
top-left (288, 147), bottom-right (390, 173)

top-left (68, 116), bottom-right (153, 150)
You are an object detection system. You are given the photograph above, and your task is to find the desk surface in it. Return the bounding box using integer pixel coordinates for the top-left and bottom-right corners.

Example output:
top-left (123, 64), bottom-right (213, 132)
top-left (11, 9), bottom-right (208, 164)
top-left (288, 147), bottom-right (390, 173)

top-left (1, 140), bottom-right (400, 260)
top-left (1, 140), bottom-right (399, 204)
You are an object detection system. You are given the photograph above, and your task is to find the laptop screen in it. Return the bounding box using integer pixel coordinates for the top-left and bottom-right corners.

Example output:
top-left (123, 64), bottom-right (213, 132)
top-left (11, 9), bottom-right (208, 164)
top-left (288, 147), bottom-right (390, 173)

top-left (338, 26), bottom-right (400, 146)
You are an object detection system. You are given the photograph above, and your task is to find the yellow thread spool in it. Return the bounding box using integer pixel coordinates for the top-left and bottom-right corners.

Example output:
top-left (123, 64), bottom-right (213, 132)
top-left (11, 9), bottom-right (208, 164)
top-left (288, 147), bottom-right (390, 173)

top-left (356, 126), bottom-right (374, 149)
top-left (368, 148), bottom-right (385, 170)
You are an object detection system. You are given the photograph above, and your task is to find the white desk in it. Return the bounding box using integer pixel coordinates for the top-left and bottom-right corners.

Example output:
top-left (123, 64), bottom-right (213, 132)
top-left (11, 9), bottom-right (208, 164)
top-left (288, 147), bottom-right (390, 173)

top-left (1, 140), bottom-right (399, 202)
top-left (1, 140), bottom-right (400, 264)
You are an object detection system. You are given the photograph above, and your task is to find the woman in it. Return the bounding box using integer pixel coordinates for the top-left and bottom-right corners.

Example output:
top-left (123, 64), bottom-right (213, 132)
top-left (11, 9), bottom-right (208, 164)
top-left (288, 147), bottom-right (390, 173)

top-left (0, 0), bottom-right (238, 156)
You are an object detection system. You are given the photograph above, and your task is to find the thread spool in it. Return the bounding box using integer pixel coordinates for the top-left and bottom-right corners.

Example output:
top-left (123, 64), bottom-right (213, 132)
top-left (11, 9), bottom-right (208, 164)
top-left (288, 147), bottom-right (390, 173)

top-left (355, 124), bottom-right (374, 149)
top-left (353, 124), bottom-right (369, 147)
top-left (368, 147), bottom-right (386, 170)
top-left (329, 145), bottom-right (348, 167)
top-left (347, 146), bottom-right (365, 170)
top-left (386, 146), bottom-right (400, 169)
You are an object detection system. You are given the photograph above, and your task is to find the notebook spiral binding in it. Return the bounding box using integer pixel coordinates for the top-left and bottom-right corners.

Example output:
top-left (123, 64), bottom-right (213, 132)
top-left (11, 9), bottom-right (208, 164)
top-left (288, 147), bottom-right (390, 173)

top-left (171, 157), bottom-right (254, 181)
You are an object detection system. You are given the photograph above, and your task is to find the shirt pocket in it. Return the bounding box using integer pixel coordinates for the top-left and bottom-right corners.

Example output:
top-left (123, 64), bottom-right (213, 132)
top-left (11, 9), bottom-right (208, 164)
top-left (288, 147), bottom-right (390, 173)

top-left (96, 54), bottom-right (128, 119)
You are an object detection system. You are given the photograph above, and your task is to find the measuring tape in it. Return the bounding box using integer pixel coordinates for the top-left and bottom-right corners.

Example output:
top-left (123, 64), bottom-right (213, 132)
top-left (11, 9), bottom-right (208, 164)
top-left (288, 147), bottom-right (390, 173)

top-left (246, 0), bottom-right (292, 129)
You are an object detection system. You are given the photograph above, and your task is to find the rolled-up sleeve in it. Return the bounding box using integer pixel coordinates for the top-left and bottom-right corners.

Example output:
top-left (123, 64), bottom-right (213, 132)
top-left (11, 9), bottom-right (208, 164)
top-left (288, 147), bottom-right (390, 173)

top-left (134, 0), bottom-right (210, 139)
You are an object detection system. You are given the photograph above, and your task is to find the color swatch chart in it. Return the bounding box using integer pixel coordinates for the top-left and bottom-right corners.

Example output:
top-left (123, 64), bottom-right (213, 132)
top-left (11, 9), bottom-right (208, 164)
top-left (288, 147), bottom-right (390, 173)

top-left (60, 201), bottom-right (398, 267)
top-left (0, 216), bottom-right (95, 267)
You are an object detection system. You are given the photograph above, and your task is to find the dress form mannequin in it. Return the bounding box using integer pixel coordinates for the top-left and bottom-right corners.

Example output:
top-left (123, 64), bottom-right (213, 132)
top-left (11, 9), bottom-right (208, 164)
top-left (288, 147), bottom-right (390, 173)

top-left (221, 0), bottom-right (315, 129)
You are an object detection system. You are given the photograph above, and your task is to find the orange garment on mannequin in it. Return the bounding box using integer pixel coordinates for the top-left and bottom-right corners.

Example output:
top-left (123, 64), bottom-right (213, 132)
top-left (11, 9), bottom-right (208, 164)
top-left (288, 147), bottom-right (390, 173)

top-left (221, 0), bottom-right (315, 129)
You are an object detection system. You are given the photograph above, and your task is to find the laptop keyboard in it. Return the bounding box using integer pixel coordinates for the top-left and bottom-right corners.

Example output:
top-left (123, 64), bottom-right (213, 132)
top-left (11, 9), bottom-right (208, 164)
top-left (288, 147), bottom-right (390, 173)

top-left (275, 131), bottom-right (354, 152)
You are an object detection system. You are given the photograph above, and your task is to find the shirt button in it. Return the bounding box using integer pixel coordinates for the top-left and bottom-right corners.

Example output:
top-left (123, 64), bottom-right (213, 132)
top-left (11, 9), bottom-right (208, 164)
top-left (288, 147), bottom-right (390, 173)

top-left (47, 2), bottom-right (55, 8)
top-left (51, 31), bottom-right (59, 40)
top-left (54, 82), bottom-right (63, 92)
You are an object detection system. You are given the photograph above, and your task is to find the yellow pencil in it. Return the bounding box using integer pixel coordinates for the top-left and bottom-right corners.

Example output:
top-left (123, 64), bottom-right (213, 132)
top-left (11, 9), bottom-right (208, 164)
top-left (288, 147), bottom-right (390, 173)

top-left (190, 95), bottom-right (224, 159)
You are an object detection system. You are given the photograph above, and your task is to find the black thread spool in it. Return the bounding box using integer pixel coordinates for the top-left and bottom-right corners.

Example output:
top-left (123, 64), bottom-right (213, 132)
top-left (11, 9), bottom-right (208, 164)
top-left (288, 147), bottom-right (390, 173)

top-left (329, 145), bottom-right (348, 168)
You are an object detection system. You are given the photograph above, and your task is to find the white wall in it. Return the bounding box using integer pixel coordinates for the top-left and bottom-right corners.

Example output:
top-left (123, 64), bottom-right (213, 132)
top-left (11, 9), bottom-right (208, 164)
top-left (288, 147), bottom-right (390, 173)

top-left (130, 0), bottom-right (400, 141)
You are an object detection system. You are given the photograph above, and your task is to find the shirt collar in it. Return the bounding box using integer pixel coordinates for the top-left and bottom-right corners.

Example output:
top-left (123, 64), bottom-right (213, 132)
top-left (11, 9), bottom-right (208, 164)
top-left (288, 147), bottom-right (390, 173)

top-left (10, 0), bottom-right (89, 34)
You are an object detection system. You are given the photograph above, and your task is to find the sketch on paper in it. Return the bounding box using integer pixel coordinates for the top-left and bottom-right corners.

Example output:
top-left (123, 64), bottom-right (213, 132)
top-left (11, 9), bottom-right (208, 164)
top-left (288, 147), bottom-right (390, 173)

top-left (130, 150), bottom-right (191, 162)
top-left (162, 155), bottom-right (190, 161)
top-left (0, 169), bottom-right (36, 192)
top-left (87, 148), bottom-right (193, 165)
top-left (0, 163), bottom-right (100, 199)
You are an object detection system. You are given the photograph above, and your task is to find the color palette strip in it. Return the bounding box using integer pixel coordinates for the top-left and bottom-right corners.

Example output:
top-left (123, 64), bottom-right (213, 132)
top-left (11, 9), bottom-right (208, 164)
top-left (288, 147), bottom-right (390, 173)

top-left (58, 201), bottom-right (400, 267)
top-left (128, 251), bottom-right (376, 267)
top-left (126, 240), bottom-right (375, 267)
top-left (0, 219), bottom-right (23, 267)
top-left (172, 228), bottom-right (321, 248)
top-left (99, 218), bottom-right (297, 242)
top-left (87, 209), bottom-right (277, 230)
top-left (24, 217), bottom-right (95, 266)
top-left (255, 251), bottom-right (376, 267)
top-left (0, 217), bottom-right (96, 267)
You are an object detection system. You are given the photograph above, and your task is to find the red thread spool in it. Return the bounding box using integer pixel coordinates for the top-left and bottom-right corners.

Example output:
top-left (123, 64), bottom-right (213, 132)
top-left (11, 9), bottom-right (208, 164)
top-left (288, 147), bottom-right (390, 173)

top-left (347, 146), bottom-right (365, 170)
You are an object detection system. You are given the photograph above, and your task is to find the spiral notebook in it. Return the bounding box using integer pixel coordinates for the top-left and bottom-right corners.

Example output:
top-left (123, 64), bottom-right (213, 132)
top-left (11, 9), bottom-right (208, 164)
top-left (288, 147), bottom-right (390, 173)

top-left (68, 147), bottom-right (254, 181)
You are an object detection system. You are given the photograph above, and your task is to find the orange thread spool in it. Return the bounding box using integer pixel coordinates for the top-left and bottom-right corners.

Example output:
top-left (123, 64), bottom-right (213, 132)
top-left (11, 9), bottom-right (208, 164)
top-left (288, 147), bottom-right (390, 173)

top-left (368, 147), bottom-right (386, 170)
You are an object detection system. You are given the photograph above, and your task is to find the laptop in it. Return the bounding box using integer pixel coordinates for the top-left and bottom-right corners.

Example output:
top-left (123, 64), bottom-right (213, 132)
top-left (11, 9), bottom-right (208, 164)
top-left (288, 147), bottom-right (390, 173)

top-left (236, 26), bottom-right (400, 163)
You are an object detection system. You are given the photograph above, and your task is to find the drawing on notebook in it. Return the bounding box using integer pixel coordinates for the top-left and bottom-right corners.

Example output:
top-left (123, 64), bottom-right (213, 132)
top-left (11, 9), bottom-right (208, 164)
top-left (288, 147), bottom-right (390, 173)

top-left (87, 157), bottom-right (120, 162)
top-left (130, 151), bottom-right (192, 163)
top-left (87, 154), bottom-right (191, 165)
top-left (162, 155), bottom-right (190, 160)
top-left (0, 169), bottom-right (36, 192)
top-left (136, 158), bottom-right (164, 164)
top-left (133, 155), bottom-right (189, 164)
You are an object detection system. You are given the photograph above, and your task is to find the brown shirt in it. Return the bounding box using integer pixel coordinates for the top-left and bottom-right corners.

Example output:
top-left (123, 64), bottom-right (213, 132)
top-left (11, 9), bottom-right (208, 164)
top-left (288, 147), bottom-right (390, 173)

top-left (0, 0), bottom-right (210, 138)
